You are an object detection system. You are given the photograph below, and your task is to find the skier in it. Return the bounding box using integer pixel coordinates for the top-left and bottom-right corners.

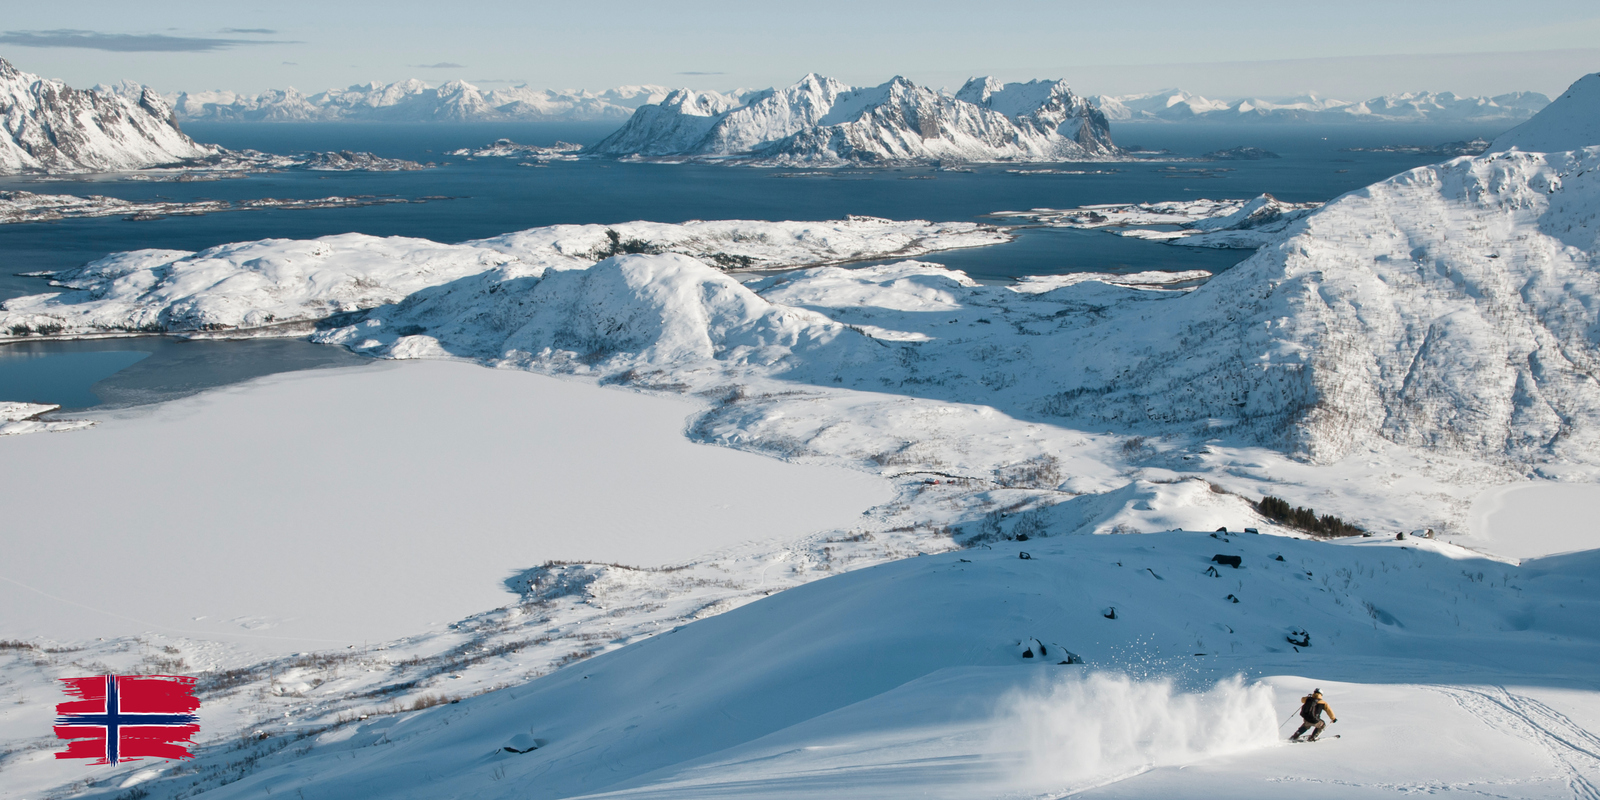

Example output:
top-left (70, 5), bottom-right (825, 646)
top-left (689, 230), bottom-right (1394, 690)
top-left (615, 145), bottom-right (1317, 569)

top-left (1290, 688), bottom-right (1337, 742)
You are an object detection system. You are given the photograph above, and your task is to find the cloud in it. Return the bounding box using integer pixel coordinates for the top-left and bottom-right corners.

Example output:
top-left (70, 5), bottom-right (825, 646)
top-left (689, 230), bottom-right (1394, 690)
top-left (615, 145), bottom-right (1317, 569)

top-left (411, 62), bottom-right (465, 69)
top-left (676, 71), bottom-right (724, 75)
top-left (0, 29), bottom-right (290, 52)
top-left (282, 61), bottom-right (299, 65)
top-left (221, 28), bottom-right (277, 34)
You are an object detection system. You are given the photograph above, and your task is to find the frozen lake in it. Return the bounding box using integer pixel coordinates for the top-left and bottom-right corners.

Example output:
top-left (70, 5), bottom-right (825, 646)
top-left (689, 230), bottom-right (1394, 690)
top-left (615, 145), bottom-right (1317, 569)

top-left (0, 360), bottom-right (891, 652)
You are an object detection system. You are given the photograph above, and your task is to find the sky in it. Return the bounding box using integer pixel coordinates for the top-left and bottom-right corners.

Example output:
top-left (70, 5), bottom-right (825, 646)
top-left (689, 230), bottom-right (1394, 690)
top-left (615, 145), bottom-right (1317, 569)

top-left (1, 0), bottom-right (1596, 99)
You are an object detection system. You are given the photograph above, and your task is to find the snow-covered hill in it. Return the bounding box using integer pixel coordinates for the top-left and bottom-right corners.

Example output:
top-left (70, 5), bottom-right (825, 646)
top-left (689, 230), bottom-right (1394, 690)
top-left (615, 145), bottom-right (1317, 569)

top-left (0, 218), bottom-right (1006, 338)
top-left (169, 79), bottom-right (672, 123)
top-left (1491, 73), bottom-right (1600, 153)
top-left (0, 57), bottom-right (217, 174)
top-left (40, 528), bottom-right (1599, 800)
top-left (589, 74), bottom-right (1116, 165)
top-left (1093, 87), bottom-right (1549, 123)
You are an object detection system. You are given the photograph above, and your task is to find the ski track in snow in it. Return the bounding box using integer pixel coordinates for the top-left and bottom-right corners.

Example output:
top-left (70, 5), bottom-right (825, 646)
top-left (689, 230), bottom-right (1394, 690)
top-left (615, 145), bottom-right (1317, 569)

top-left (1432, 686), bottom-right (1600, 800)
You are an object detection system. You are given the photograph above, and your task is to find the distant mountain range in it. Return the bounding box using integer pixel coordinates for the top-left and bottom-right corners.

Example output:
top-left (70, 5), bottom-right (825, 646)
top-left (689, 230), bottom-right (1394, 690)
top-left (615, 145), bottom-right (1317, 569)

top-left (1091, 88), bottom-right (1550, 123)
top-left (0, 57), bottom-right (216, 173)
top-left (121, 79), bottom-right (675, 123)
top-left (120, 76), bottom-right (1556, 128)
top-left (588, 74), bottom-right (1117, 165)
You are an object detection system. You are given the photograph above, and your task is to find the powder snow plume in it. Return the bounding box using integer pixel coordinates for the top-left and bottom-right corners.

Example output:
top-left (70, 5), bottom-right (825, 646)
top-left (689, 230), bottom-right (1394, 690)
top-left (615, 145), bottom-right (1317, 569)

top-left (997, 673), bottom-right (1278, 794)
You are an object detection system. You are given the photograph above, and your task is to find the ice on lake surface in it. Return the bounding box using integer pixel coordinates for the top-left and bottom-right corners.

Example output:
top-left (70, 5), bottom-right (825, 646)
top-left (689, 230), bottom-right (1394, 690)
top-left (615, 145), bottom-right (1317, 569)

top-left (0, 359), bottom-right (890, 652)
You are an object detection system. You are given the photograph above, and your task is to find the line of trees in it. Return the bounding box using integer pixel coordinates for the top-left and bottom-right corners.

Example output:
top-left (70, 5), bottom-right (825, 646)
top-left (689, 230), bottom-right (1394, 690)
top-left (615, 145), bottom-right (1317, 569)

top-left (1257, 495), bottom-right (1364, 538)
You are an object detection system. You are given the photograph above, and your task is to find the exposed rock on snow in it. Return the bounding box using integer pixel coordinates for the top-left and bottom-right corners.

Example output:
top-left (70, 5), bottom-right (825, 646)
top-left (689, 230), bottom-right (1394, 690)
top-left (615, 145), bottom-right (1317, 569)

top-left (1340, 138), bottom-right (1490, 157)
top-left (1203, 146), bottom-right (1280, 160)
top-left (0, 402), bottom-right (94, 435)
top-left (447, 139), bottom-right (582, 159)
top-left (170, 79), bottom-right (672, 123)
top-left (995, 194), bottom-right (1322, 249)
top-left (0, 189), bottom-right (451, 225)
top-left (0, 218), bottom-right (1007, 338)
top-left (1094, 87), bottom-right (1550, 123)
top-left (589, 74), bottom-right (1116, 165)
top-left (1491, 73), bottom-right (1600, 154)
top-left (296, 150), bottom-right (430, 171)
top-left (0, 57), bottom-right (217, 174)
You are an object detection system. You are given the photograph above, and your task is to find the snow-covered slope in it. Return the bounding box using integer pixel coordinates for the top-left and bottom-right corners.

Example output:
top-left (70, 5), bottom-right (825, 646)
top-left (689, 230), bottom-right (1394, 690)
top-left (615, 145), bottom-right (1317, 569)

top-left (1093, 87), bottom-right (1550, 123)
top-left (171, 79), bottom-right (673, 123)
top-left (1491, 73), bottom-right (1600, 153)
top-left (0, 57), bottom-right (217, 174)
top-left (1041, 146), bottom-right (1600, 465)
top-left (74, 529), bottom-right (1600, 800)
top-left (589, 74), bottom-right (1116, 164)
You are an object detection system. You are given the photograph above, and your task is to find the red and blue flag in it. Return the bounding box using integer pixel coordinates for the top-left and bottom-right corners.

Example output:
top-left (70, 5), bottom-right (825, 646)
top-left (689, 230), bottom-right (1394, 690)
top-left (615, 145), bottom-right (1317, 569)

top-left (55, 675), bottom-right (200, 764)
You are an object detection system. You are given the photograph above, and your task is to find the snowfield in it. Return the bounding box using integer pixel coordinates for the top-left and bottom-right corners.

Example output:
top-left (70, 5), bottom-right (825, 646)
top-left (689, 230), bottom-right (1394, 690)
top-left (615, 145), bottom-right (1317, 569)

top-left (0, 361), bottom-right (889, 650)
top-left (4, 72), bottom-right (1600, 800)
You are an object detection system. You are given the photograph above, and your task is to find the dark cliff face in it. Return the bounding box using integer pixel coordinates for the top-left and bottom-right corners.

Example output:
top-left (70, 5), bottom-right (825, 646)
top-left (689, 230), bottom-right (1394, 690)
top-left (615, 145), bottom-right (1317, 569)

top-left (0, 56), bottom-right (214, 173)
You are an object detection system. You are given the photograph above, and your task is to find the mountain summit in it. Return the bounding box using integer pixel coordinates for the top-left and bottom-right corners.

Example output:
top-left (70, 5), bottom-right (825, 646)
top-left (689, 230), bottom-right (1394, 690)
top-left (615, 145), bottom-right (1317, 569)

top-left (0, 57), bottom-right (216, 173)
top-left (1491, 73), bottom-right (1600, 153)
top-left (589, 74), bottom-right (1116, 165)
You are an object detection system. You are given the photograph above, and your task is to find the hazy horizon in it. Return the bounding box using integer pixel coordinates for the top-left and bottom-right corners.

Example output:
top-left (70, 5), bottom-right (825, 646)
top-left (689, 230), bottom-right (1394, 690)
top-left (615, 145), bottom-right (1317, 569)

top-left (1, 0), bottom-right (1595, 101)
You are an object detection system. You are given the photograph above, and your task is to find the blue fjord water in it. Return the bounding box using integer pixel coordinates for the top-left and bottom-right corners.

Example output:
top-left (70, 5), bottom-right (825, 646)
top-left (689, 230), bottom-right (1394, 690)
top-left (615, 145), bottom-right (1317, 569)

top-left (0, 121), bottom-right (1516, 410)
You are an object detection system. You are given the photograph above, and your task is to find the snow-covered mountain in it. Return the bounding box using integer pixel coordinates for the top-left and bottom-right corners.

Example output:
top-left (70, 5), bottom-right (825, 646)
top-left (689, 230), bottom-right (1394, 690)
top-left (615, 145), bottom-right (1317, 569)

top-left (169, 78), bottom-right (673, 122)
top-left (589, 74), bottom-right (1116, 165)
top-left (1491, 72), bottom-right (1600, 153)
top-left (1093, 87), bottom-right (1550, 123)
top-left (0, 57), bottom-right (217, 173)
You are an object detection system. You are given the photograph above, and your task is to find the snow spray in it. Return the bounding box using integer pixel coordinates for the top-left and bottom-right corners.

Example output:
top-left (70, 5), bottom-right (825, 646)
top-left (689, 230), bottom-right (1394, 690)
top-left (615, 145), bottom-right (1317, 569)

top-left (996, 672), bottom-right (1278, 793)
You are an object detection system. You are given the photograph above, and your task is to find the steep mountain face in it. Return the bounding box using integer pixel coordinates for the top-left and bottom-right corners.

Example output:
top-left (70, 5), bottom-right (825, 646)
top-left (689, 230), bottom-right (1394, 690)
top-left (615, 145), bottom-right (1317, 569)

top-left (1093, 88), bottom-right (1550, 123)
top-left (590, 74), bottom-right (1116, 164)
top-left (0, 57), bottom-right (216, 174)
top-left (171, 79), bottom-right (673, 123)
top-left (1491, 73), bottom-right (1600, 153)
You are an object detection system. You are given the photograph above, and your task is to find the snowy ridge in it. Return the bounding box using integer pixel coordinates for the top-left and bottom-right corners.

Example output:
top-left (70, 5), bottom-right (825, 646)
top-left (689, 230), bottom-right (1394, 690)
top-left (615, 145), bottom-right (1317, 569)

top-left (589, 74), bottom-right (1116, 165)
top-left (0, 57), bottom-right (217, 174)
top-left (1093, 87), bottom-right (1550, 123)
top-left (169, 79), bottom-right (674, 123)
top-left (0, 218), bottom-right (1007, 338)
top-left (1491, 73), bottom-right (1600, 154)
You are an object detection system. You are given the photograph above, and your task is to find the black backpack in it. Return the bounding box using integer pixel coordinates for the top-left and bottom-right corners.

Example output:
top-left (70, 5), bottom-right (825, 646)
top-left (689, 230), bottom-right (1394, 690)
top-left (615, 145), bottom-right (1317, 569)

top-left (1300, 695), bottom-right (1322, 721)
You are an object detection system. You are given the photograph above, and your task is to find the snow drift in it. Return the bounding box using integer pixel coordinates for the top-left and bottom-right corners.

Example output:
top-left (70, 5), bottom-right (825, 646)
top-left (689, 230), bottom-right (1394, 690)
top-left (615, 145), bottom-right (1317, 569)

top-left (1001, 673), bottom-right (1279, 791)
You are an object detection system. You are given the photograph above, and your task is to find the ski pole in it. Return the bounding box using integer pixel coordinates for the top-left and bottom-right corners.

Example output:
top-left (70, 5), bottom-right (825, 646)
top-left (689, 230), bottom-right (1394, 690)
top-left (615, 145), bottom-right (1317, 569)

top-left (1279, 711), bottom-right (1297, 729)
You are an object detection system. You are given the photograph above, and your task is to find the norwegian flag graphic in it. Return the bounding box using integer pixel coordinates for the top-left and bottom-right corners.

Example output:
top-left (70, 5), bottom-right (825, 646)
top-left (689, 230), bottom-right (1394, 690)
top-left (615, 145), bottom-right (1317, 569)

top-left (55, 675), bottom-right (200, 764)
